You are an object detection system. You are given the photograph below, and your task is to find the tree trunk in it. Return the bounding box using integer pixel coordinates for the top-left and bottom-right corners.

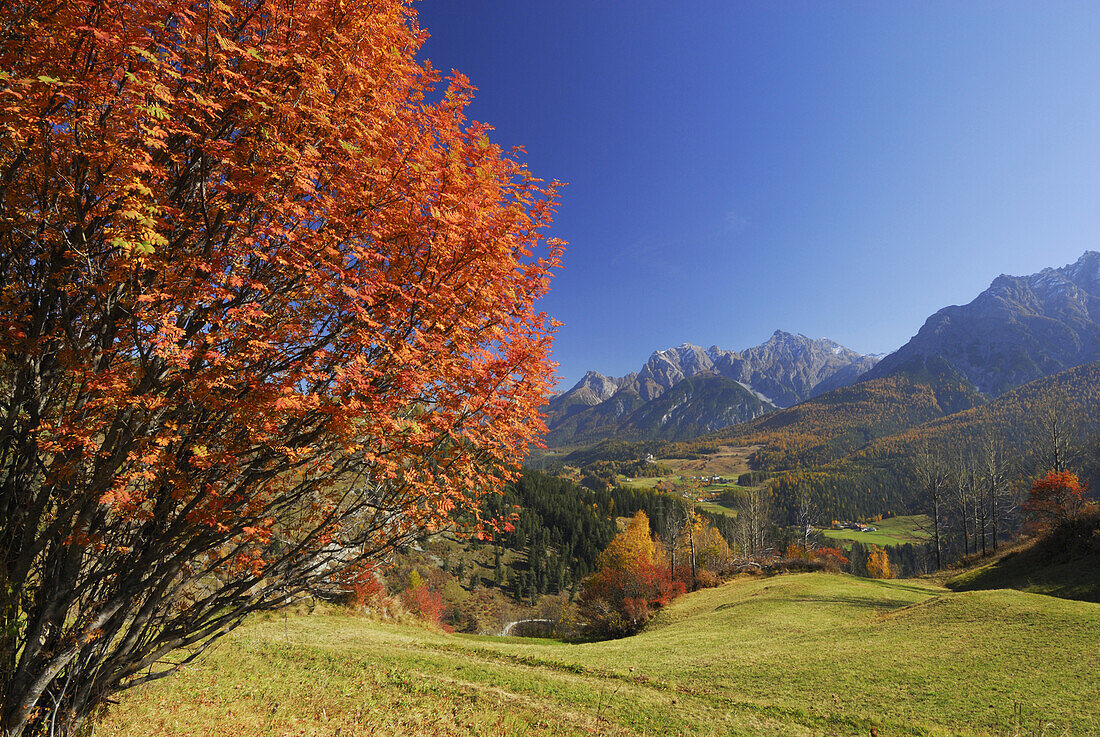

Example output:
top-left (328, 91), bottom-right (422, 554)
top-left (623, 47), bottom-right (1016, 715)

top-left (689, 524), bottom-right (697, 581)
top-left (991, 490), bottom-right (999, 552)
top-left (933, 498), bottom-right (942, 571)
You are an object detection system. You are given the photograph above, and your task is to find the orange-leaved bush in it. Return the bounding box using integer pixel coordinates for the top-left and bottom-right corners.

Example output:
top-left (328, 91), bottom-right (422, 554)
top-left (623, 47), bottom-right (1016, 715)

top-left (0, 1), bottom-right (561, 734)
top-left (401, 571), bottom-right (445, 626)
top-left (579, 511), bottom-right (685, 637)
top-left (811, 546), bottom-right (850, 571)
top-left (1023, 471), bottom-right (1090, 532)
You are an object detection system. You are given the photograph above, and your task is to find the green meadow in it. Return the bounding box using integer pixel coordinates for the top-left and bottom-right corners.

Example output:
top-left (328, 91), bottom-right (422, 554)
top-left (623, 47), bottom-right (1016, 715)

top-left (100, 573), bottom-right (1099, 737)
top-left (821, 515), bottom-right (932, 549)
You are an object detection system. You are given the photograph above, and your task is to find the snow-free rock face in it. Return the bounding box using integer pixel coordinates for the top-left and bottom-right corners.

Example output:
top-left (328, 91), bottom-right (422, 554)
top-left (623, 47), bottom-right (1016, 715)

top-left (615, 374), bottom-right (774, 442)
top-left (542, 371), bottom-right (637, 430)
top-left (569, 371), bottom-right (635, 405)
top-left (712, 330), bottom-right (880, 408)
top-left (543, 333), bottom-right (879, 446)
top-left (611, 333), bottom-right (877, 408)
top-left (633, 343), bottom-right (717, 401)
top-left (863, 251), bottom-right (1100, 397)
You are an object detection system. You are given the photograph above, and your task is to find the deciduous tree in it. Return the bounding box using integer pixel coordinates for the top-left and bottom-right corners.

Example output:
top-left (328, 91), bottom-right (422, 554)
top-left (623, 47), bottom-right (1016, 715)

top-left (976, 433), bottom-right (1012, 553)
top-left (912, 447), bottom-right (950, 570)
top-left (866, 545), bottom-right (894, 579)
top-left (1023, 471), bottom-right (1089, 531)
top-left (578, 512), bottom-right (684, 637)
top-left (0, 1), bottom-right (561, 734)
top-left (1030, 389), bottom-right (1082, 475)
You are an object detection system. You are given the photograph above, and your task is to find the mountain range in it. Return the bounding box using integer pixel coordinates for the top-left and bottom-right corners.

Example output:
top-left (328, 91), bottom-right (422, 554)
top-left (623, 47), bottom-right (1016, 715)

top-left (544, 331), bottom-right (879, 444)
top-left (547, 251), bottom-right (1100, 450)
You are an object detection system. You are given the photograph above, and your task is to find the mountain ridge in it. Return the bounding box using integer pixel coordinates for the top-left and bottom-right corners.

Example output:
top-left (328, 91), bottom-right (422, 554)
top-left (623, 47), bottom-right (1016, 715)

top-left (863, 251), bottom-right (1100, 397)
top-left (544, 331), bottom-right (879, 446)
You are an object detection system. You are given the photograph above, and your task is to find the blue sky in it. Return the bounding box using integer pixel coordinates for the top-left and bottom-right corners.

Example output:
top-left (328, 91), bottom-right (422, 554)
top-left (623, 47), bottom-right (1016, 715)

top-left (415, 1), bottom-right (1100, 390)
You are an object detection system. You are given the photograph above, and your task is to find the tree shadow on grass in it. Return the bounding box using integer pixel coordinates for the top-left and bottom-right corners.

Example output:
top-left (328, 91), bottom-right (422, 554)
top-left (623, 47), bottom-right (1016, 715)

top-left (715, 593), bottom-right (923, 613)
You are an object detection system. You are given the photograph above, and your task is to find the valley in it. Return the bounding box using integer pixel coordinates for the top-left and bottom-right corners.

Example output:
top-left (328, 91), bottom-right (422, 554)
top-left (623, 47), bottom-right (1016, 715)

top-left (55, 230), bottom-right (1100, 737)
top-left (7, 6), bottom-right (1099, 736)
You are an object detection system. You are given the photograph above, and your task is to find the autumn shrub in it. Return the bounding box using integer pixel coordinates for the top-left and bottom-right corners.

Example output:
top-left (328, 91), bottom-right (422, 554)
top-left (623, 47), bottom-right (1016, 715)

top-left (348, 569), bottom-right (386, 611)
top-left (1026, 506), bottom-right (1100, 565)
top-left (1023, 471), bottom-right (1091, 532)
top-left (404, 586), bottom-right (446, 626)
top-left (579, 511), bottom-right (686, 637)
top-left (672, 563), bottom-right (697, 589)
top-left (694, 569), bottom-right (721, 589)
top-left (389, 569), bottom-right (443, 627)
top-left (812, 546), bottom-right (850, 572)
top-left (580, 562), bottom-right (684, 637)
top-left (785, 543), bottom-right (811, 559)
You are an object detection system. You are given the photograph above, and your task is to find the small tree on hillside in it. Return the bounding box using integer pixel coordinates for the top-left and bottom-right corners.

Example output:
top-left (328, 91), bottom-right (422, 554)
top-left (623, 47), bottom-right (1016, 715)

top-left (1030, 390), bottom-right (1082, 475)
top-left (795, 486), bottom-right (817, 552)
top-left (976, 433), bottom-right (1013, 553)
top-left (663, 500), bottom-right (689, 572)
top-left (866, 545), bottom-right (894, 579)
top-left (949, 455), bottom-right (980, 557)
top-left (578, 511), bottom-right (684, 637)
top-left (1023, 471), bottom-right (1090, 531)
top-left (690, 516), bottom-right (733, 573)
top-left (912, 447), bottom-right (950, 570)
top-left (734, 483), bottom-right (772, 558)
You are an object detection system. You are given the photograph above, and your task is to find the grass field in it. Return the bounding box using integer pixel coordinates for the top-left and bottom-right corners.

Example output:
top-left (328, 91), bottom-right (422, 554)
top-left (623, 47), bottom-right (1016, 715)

top-left (947, 513), bottom-right (1100, 604)
top-left (694, 499), bottom-right (738, 518)
top-left (619, 446), bottom-right (757, 492)
top-left (100, 573), bottom-right (1100, 737)
top-left (659, 445), bottom-right (757, 478)
top-left (820, 514), bottom-right (932, 548)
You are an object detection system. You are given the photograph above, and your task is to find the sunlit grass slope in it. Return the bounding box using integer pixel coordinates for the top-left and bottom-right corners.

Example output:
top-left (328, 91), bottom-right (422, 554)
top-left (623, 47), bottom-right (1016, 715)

top-left (100, 573), bottom-right (1099, 737)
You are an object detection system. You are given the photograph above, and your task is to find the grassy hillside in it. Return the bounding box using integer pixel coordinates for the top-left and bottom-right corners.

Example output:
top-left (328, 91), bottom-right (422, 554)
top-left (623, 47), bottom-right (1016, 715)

top-left (947, 510), bottom-right (1100, 603)
top-left (100, 573), bottom-right (1099, 737)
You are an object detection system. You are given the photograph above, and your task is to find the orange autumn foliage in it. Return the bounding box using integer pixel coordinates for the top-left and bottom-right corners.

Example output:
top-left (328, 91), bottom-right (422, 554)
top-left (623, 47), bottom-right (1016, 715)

top-left (866, 545), bottom-right (894, 579)
top-left (0, 1), bottom-right (560, 733)
top-left (579, 512), bottom-right (685, 636)
top-left (1023, 471), bottom-right (1090, 530)
top-left (812, 547), bottom-right (850, 569)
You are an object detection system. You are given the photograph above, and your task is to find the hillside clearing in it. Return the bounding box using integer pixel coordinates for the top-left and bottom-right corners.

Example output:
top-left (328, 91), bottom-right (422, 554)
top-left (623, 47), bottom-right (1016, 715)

top-left (99, 573), bottom-right (1099, 737)
top-left (821, 514), bottom-right (931, 548)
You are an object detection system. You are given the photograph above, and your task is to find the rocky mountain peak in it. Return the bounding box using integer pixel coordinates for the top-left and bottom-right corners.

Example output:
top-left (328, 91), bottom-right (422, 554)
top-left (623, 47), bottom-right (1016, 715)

top-left (864, 250), bottom-right (1100, 397)
top-left (1063, 250), bottom-right (1100, 284)
top-left (545, 332), bottom-right (881, 446)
